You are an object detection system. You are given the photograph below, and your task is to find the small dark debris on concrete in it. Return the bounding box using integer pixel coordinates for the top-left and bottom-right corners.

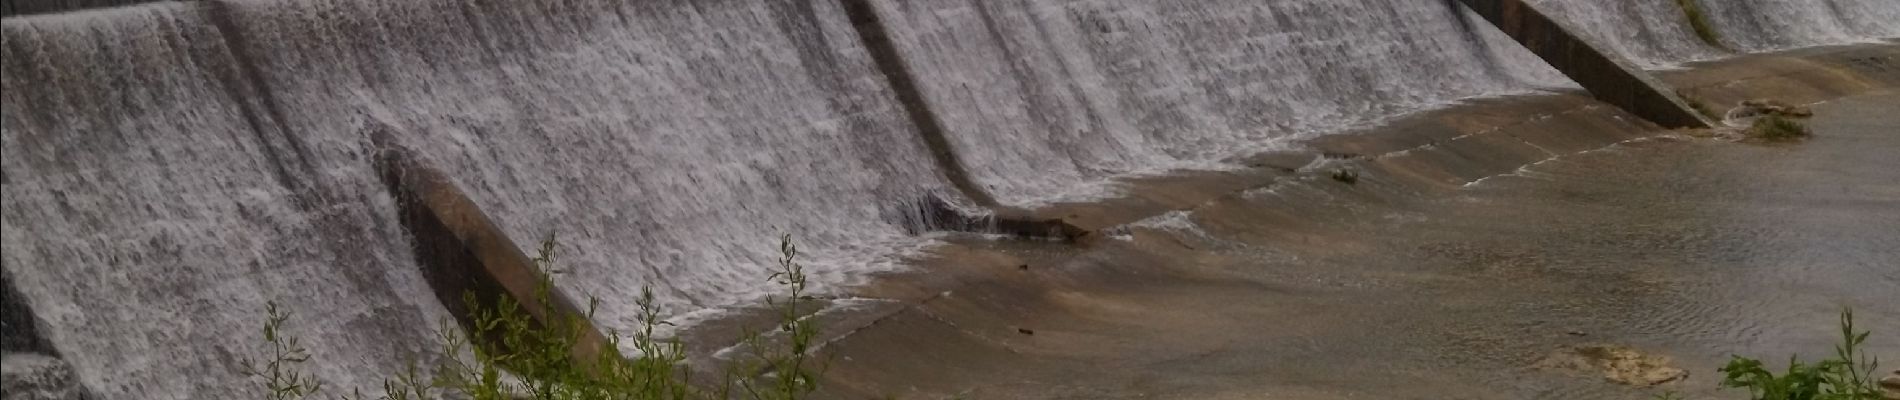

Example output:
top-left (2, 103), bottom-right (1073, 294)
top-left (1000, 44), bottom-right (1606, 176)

top-left (1017, 328), bottom-right (1035, 335)
top-left (1331, 169), bottom-right (1360, 184)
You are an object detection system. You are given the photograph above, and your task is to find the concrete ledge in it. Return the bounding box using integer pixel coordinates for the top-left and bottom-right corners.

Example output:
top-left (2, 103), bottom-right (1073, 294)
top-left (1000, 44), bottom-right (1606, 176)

top-left (367, 128), bottom-right (614, 369)
top-left (907, 195), bottom-right (1087, 241)
top-left (1022, 91), bottom-right (1653, 239)
top-left (1663, 44), bottom-right (1900, 111)
top-left (1457, 0), bottom-right (1715, 129)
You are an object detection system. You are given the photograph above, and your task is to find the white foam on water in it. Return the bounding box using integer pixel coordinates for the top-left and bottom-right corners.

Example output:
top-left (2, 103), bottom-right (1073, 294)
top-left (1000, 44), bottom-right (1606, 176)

top-left (1130, 211), bottom-right (1208, 236)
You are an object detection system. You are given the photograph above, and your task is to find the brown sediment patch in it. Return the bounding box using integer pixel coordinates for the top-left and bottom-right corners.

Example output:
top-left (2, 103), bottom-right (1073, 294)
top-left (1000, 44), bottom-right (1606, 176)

top-left (1536, 344), bottom-right (1688, 387)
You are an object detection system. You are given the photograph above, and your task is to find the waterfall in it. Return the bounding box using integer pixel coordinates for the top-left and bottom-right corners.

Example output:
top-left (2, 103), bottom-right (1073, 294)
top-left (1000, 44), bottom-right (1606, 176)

top-left (1532, 0), bottom-right (1900, 67)
top-left (1, 0), bottom-right (1895, 399)
top-left (207, 0), bottom-right (959, 322)
top-left (1, 5), bottom-right (448, 398)
top-left (1529, 0), bottom-right (1728, 68)
top-left (1699, 0), bottom-right (1900, 52)
top-left (0, 0), bottom-right (166, 17)
top-left (864, 0), bottom-right (1569, 206)
top-left (4, 0), bottom-right (957, 398)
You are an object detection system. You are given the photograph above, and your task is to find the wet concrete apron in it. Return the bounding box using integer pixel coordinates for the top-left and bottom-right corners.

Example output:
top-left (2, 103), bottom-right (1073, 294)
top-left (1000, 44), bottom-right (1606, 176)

top-left (805, 60), bottom-right (1898, 399)
top-left (1347, 90), bottom-right (1900, 399)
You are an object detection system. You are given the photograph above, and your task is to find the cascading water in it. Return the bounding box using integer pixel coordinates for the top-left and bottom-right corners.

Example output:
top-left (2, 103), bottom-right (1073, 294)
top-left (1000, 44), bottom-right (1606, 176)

top-left (1531, 0), bottom-right (1900, 67)
top-left (1698, 0), bottom-right (1900, 52)
top-left (1528, 0), bottom-right (1729, 68)
top-left (208, 0), bottom-right (960, 321)
top-left (0, 0), bottom-right (163, 17)
top-left (2, 0), bottom-right (1896, 399)
top-left (3, 0), bottom-right (959, 398)
top-left (0, 4), bottom-right (450, 398)
top-left (864, 0), bottom-right (1569, 206)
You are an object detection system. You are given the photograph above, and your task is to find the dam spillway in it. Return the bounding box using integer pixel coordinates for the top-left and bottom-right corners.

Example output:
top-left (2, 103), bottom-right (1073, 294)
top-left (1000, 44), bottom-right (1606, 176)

top-left (862, 0), bottom-right (1567, 206)
top-left (2, 0), bottom-right (1897, 398)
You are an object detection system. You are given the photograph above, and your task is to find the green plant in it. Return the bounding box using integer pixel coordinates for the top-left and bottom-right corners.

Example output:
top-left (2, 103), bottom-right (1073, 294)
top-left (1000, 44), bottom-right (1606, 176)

top-left (250, 235), bottom-right (829, 400)
top-left (724, 234), bottom-right (826, 400)
top-left (1718, 309), bottom-right (1883, 400)
top-left (416, 233), bottom-right (701, 400)
top-left (435, 256), bottom-right (571, 397)
top-left (241, 301), bottom-right (326, 400)
top-left (1746, 115), bottom-right (1811, 141)
top-left (1675, 0), bottom-right (1728, 51)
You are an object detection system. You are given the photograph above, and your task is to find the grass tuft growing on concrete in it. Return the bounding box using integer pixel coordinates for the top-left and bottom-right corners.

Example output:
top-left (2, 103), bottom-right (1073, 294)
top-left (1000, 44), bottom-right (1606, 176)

top-left (1746, 115), bottom-right (1811, 142)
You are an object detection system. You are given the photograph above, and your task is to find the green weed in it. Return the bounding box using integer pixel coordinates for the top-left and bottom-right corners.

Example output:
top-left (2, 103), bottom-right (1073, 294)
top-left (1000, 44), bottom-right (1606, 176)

top-left (723, 234), bottom-right (825, 400)
top-left (240, 301), bottom-right (326, 400)
top-left (1746, 115), bottom-right (1811, 141)
top-left (1718, 309), bottom-right (1883, 400)
top-left (248, 235), bottom-right (830, 400)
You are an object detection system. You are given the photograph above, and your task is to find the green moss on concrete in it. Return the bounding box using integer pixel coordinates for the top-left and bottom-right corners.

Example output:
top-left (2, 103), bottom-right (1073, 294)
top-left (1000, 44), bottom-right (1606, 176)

top-left (1675, 0), bottom-right (1728, 51)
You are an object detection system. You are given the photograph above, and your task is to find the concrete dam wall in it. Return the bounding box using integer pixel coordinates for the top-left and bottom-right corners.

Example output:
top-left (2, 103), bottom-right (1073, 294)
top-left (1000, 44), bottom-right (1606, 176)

top-left (1530, 0), bottom-right (1900, 68)
top-left (1, 0), bottom-right (1896, 398)
top-left (858, 0), bottom-right (1568, 206)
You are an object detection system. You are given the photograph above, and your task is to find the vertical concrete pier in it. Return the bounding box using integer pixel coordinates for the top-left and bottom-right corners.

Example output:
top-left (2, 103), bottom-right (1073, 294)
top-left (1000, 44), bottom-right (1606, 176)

top-left (1458, 0), bottom-right (1715, 128)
